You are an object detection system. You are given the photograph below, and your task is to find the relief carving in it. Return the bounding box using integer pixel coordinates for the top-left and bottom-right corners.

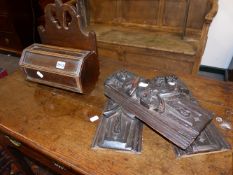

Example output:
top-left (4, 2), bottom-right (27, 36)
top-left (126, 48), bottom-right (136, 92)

top-left (93, 70), bottom-right (230, 154)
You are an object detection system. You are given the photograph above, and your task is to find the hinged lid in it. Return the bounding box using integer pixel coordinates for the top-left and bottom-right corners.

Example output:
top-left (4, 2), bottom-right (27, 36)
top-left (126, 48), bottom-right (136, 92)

top-left (19, 43), bottom-right (99, 93)
top-left (20, 44), bottom-right (91, 77)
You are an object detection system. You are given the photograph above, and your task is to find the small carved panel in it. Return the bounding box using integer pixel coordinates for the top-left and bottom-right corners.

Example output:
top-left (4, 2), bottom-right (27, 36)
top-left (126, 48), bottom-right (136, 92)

top-left (104, 71), bottom-right (213, 149)
top-left (92, 100), bottom-right (143, 153)
top-left (174, 123), bottom-right (231, 157)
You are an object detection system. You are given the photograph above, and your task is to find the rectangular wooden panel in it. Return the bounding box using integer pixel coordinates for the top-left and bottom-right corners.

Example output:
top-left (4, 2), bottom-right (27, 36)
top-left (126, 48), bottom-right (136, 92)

top-left (187, 0), bottom-right (211, 29)
top-left (88, 0), bottom-right (117, 23)
top-left (125, 53), bottom-right (194, 74)
top-left (92, 100), bottom-right (143, 153)
top-left (25, 69), bottom-right (77, 87)
top-left (122, 0), bottom-right (159, 25)
top-left (163, 0), bottom-right (186, 27)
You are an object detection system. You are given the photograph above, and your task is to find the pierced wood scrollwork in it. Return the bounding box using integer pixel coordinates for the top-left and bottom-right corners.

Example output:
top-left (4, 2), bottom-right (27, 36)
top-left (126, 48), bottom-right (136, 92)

top-left (38, 0), bottom-right (97, 53)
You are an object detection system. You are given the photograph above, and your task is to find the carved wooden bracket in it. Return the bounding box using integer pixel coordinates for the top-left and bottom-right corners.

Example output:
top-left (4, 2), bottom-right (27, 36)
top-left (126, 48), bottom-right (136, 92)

top-left (38, 0), bottom-right (97, 53)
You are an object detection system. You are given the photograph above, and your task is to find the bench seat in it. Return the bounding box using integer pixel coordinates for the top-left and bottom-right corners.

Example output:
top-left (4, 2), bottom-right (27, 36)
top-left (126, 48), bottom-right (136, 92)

top-left (85, 0), bottom-right (218, 74)
top-left (88, 24), bottom-right (198, 55)
top-left (87, 24), bottom-right (199, 73)
top-left (38, 0), bottom-right (218, 74)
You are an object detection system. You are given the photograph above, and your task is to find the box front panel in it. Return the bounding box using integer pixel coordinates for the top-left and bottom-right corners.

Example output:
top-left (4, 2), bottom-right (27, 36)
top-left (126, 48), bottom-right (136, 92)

top-left (24, 52), bottom-right (81, 74)
top-left (24, 68), bottom-right (78, 89)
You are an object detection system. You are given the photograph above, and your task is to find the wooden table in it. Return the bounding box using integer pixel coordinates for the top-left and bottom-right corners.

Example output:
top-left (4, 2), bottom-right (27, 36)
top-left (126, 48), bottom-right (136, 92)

top-left (0, 59), bottom-right (232, 175)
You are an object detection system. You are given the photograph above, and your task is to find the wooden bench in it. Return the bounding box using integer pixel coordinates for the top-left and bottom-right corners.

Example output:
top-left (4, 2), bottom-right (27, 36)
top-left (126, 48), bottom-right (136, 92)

top-left (38, 0), bottom-right (217, 74)
top-left (83, 0), bottom-right (218, 74)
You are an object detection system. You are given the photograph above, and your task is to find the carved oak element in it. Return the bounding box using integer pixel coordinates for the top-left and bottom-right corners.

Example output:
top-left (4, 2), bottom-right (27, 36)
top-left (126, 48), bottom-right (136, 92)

top-left (92, 100), bottom-right (143, 153)
top-left (104, 71), bottom-right (213, 149)
top-left (38, 0), bottom-right (97, 53)
top-left (174, 123), bottom-right (231, 157)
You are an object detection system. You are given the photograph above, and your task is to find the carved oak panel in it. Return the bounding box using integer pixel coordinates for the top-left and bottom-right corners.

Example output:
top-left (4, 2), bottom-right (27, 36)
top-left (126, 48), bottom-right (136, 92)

top-left (104, 71), bottom-right (213, 149)
top-left (92, 100), bottom-right (143, 153)
top-left (174, 123), bottom-right (231, 157)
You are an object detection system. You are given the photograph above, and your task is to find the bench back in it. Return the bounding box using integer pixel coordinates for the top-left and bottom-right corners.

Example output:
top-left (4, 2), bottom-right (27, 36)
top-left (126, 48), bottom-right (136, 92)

top-left (86, 0), bottom-right (216, 37)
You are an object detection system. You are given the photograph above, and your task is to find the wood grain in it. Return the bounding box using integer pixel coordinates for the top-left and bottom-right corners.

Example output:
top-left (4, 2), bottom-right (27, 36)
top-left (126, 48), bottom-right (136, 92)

top-left (19, 44), bottom-right (99, 94)
top-left (38, 0), bottom-right (97, 53)
top-left (0, 58), bottom-right (232, 175)
top-left (85, 0), bottom-right (218, 74)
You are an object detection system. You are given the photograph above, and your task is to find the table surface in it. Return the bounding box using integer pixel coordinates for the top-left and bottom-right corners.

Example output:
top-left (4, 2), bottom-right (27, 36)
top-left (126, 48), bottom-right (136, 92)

top-left (0, 59), bottom-right (232, 175)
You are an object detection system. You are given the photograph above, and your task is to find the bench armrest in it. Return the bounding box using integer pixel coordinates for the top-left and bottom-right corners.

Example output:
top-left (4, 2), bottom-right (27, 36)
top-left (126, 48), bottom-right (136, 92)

top-left (205, 0), bottom-right (218, 24)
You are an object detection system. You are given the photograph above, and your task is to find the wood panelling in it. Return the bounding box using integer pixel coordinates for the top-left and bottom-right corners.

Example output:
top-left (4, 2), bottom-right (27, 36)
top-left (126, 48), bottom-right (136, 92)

top-left (163, 0), bottom-right (186, 27)
top-left (88, 0), bottom-right (117, 23)
top-left (187, 0), bottom-right (211, 29)
top-left (87, 0), bottom-right (211, 33)
top-left (121, 0), bottom-right (159, 25)
top-left (84, 0), bottom-right (217, 74)
top-left (0, 0), bottom-right (40, 54)
top-left (124, 52), bottom-right (194, 73)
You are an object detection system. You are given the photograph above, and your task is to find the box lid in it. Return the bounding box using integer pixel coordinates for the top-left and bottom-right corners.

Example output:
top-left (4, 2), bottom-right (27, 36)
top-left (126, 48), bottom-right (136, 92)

top-left (20, 44), bottom-right (91, 76)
